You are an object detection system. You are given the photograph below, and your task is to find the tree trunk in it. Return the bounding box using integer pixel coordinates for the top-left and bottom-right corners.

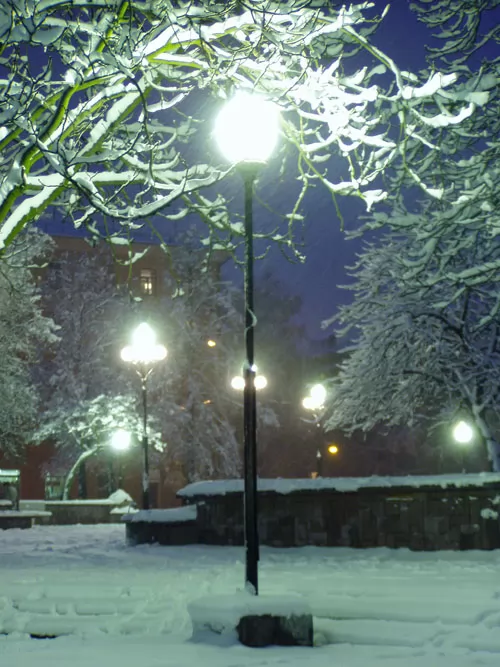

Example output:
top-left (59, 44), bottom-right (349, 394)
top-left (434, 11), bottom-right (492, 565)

top-left (78, 461), bottom-right (88, 499)
top-left (471, 407), bottom-right (500, 472)
top-left (63, 448), bottom-right (98, 500)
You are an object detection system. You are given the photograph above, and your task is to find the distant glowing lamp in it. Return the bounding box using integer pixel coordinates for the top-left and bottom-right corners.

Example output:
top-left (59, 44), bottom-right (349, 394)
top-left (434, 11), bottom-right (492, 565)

top-left (120, 323), bottom-right (167, 365)
top-left (310, 383), bottom-right (327, 406)
top-left (120, 322), bottom-right (167, 511)
top-left (110, 429), bottom-right (132, 452)
top-left (302, 396), bottom-right (317, 411)
top-left (302, 383), bottom-right (327, 412)
top-left (453, 420), bottom-right (473, 444)
top-left (231, 365), bottom-right (267, 391)
top-left (231, 376), bottom-right (246, 391)
top-left (254, 375), bottom-right (268, 390)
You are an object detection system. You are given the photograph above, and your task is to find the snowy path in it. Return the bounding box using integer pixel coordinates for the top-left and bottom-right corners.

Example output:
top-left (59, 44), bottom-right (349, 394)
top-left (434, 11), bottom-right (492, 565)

top-left (0, 524), bottom-right (499, 666)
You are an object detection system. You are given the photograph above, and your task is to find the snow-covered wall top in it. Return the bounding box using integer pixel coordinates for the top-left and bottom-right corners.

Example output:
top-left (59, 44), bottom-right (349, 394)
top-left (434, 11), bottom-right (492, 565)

top-left (122, 506), bottom-right (198, 524)
top-left (177, 473), bottom-right (500, 498)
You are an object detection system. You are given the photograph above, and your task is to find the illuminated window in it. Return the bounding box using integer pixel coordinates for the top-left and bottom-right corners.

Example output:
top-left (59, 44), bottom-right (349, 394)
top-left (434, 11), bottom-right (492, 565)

top-left (140, 268), bottom-right (156, 296)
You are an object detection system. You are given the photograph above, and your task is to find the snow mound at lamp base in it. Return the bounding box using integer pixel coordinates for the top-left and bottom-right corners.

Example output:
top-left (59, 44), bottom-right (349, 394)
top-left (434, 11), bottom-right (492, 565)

top-left (188, 593), bottom-right (313, 648)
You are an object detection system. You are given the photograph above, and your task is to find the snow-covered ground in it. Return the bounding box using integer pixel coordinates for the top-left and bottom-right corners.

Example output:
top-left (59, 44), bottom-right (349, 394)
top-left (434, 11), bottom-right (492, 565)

top-left (0, 524), bottom-right (499, 666)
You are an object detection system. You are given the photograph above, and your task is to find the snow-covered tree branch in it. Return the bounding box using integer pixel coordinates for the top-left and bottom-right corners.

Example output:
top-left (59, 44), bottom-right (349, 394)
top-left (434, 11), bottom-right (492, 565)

top-left (0, 1), bottom-right (478, 256)
top-left (360, 1), bottom-right (500, 299)
top-left (34, 394), bottom-right (163, 498)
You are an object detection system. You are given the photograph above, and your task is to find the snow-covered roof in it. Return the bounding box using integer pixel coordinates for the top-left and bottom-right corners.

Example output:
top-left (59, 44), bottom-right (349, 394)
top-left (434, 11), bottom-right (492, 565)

top-left (177, 473), bottom-right (500, 498)
top-left (122, 505), bottom-right (197, 524)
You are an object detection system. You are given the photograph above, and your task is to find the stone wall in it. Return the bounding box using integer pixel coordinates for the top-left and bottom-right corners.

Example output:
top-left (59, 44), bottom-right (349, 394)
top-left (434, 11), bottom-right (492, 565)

top-left (21, 501), bottom-right (126, 525)
top-left (125, 520), bottom-right (198, 546)
top-left (188, 484), bottom-right (500, 551)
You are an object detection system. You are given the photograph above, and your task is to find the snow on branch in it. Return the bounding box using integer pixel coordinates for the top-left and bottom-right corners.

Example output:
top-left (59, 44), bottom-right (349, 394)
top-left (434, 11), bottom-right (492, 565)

top-left (0, 0), bottom-right (477, 255)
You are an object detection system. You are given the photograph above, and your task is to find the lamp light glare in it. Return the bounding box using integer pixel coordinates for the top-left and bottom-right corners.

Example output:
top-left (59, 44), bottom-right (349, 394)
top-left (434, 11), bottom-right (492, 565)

top-left (231, 374), bottom-right (267, 390)
top-left (132, 322), bottom-right (156, 349)
top-left (453, 420), bottom-right (473, 444)
top-left (254, 375), bottom-right (268, 390)
top-left (111, 429), bottom-right (131, 451)
top-left (231, 376), bottom-right (245, 391)
top-left (215, 91), bottom-right (280, 164)
top-left (310, 383), bottom-right (327, 406)
top-left (120, 346), bottom-right (133, 363)
top-left (121, 323), bottom-right (167, 365)
top-left (302, 396), bottom-right (316, 411)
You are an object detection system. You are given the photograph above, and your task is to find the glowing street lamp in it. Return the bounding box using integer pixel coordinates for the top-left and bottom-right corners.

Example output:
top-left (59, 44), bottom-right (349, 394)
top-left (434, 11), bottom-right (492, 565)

top-left (453, 420), bottom-right (474, 445)
top-left (215, 91), bottom-right (280, 595)
top-left (121, 323), bottom-right (167, 365)
top-left (110, 429), bottom-right (132, 452)
top-left (231, 366), bottom-right (268, 391)
top-left (302, 383), bottom-right (328, 477)
top-left (214, 91), bottom-right (280, 165)
top-left (452, 419), bottom-right (475, 474)
top-left (110, 429), bottom-right (132, 491)
top-left (302, 383), bottom-right (327, 414)
top-left (121, 323), bottom-right (167, 510)
top-left (315, 443), bottom-right (340, 477)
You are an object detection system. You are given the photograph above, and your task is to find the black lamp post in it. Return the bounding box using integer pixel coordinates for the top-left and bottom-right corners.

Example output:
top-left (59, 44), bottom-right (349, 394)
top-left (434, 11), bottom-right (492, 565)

top-left (121, 323), bottom-right (167, 510)
top-left (316, 448), bottom-right (323, 477)
top-left (215, 91), bottom-right (280, 595)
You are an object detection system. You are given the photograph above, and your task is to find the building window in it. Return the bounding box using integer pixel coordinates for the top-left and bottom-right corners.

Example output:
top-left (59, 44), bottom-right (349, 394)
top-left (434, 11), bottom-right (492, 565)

top-left (140, 268), bottom-right (156, 296)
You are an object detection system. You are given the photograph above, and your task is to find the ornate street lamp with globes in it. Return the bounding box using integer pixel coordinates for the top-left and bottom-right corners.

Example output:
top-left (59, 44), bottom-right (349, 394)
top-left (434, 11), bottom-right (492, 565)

top-left (121, 323), bottom-right (167, 510)
top-left (231, 366), bottom-right (268, 392)
top-left (214, 91), bottom-right (280, 595)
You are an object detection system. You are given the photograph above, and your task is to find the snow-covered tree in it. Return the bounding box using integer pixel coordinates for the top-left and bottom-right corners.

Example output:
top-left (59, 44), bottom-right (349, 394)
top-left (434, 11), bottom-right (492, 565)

top-left (34, 394), bottom-right (163, 499)
top-left (35, 244), bottom-right (138, 488)
top-left (0, 230), bottom-right (57, 457)
top-left (323, 230), bottom-right (500, 471)
top-left (0, 1), bottom-right (479, 257)
top-left (321, 3), bottom-right (500, 472)
top-left (38, 244), bottom-right (131, 408)
top-left (140, 242), bottom-right (246, 482)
